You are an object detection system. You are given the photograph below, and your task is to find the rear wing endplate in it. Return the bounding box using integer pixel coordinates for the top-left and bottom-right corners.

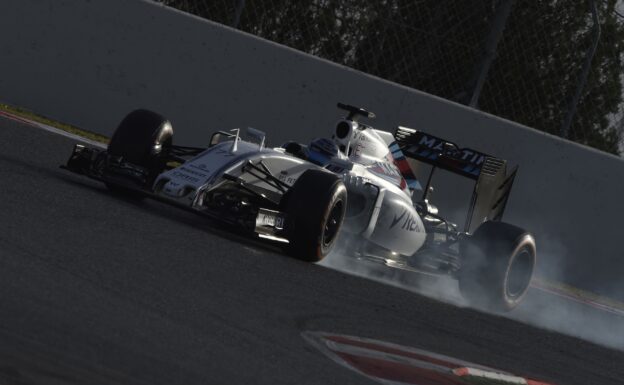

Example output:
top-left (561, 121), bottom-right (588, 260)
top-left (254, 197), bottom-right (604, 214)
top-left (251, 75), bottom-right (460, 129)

top-left (394, 126), bottom-right (517, 233)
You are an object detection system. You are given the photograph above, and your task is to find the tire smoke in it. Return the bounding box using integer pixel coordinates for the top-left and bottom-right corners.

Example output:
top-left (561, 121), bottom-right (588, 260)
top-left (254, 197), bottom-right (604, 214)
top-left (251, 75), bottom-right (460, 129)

top-left (321, 235), bottom-right (624, 351)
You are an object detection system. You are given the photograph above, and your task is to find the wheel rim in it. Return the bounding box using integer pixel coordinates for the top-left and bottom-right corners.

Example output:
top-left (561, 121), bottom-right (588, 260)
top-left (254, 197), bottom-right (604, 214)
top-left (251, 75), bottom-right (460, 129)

top-left (322, 200), bottom-right (344, 247)
top-left (506, 247), bottom-right (534, 298)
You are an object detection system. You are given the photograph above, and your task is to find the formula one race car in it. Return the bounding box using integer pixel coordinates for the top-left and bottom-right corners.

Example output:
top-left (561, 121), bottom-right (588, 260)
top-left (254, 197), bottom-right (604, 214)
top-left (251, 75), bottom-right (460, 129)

top-left (63, 103), bottom-right (536, 311)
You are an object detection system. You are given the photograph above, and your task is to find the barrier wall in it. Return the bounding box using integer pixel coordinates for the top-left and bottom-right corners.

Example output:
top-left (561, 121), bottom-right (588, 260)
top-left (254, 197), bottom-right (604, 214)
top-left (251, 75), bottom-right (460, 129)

top-left (1, 0), bottom-right (623, 295)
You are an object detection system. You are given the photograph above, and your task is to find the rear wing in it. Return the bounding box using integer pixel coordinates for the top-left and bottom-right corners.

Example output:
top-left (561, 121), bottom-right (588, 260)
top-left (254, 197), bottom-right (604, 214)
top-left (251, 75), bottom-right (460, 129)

top-left (394, 126), bottom-right (517, 233)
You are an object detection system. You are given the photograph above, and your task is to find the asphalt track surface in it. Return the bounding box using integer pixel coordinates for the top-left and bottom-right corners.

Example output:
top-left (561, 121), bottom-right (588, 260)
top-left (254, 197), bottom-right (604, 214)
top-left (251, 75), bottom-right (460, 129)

top-left (1, 116), bottom-right (624, 385)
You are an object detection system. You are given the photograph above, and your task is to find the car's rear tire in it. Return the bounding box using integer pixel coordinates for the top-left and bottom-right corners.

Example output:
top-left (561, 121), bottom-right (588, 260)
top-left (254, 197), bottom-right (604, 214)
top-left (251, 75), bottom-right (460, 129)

top-left (283, 169), bottom-right (347, 262)
top-left (106, 109), bottom-right (173, 196)
top-left (458, 221), bottom-right (536, 312)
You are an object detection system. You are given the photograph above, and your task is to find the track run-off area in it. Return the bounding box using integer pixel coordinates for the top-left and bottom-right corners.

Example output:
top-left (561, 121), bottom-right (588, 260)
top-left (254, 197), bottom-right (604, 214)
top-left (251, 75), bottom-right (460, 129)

top-left (1, 114), bottom-right (624, 385)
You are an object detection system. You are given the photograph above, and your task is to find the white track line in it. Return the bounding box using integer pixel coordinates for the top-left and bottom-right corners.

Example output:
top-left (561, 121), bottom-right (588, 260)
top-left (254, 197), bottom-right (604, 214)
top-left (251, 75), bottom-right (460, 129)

top-left (0, 110), bottom-right (106, 148)
top-left (531, 281), bottom-right (624, 317)
top-left (453, 367), bottom-right (528, 384)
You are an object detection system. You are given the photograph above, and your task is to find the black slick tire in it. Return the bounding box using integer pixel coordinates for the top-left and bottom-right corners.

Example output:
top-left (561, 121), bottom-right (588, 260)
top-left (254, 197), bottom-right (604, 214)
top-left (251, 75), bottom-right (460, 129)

top-left (458, 221), bottom-right (536, 312)
top-left (283, 169), bottom-right (347, 262)
top-left (106, 109), bottom-right (173, 196)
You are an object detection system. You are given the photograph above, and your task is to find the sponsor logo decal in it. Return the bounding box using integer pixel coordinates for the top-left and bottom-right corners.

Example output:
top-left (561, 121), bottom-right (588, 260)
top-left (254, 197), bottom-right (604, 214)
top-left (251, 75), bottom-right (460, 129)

top-left (278, 171), bottom-right (297, 185)
top-left (368, 161), bottom-right (408, 188)
top-left (179, 166), bottom-right (208, 178)
top-left (414, 134), bottom-right (486, 167)
top-left (390, 209), bottom-right (421, 232)
top-left (214, 147), bottom-right (236, 157)
top-left (171, 171), bottom-right (200, 183)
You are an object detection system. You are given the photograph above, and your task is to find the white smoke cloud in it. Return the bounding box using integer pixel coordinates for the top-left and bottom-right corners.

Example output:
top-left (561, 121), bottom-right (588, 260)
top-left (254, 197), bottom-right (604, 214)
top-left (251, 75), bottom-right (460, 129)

top-left (321, 234), bottom-right (624, 351)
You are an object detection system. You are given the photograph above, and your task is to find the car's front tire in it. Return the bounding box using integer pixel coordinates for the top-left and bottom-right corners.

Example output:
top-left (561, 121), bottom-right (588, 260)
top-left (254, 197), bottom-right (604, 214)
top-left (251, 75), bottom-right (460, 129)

top-left (106, 109), bottom-right (173, 196)
top-left (458, 221), bottom-right (536, 312)
top-left (283, 169), bottom-right (347, 262)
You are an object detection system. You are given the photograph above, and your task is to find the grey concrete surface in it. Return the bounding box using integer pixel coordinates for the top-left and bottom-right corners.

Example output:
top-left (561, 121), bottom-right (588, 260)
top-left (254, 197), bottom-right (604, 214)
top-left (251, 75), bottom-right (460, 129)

top-left (0, 0), bottom-right (623, 295)
top-left (2, 116), bottom-right (624, 385)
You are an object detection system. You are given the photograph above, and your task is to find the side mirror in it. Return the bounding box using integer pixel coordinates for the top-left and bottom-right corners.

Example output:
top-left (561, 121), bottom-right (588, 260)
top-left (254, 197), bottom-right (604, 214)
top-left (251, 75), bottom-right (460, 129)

top-left (209, 132), bottom-right (225, 147)
top-left (209, 130), bottom-right (238, 147)
top-left (246, 127), bottom-right (266, 150)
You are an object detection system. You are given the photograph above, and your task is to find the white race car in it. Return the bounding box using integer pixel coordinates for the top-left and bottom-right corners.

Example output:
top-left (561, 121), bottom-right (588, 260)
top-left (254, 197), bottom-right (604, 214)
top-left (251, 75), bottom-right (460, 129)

top-left (64, 103), bottom-right (536, 311)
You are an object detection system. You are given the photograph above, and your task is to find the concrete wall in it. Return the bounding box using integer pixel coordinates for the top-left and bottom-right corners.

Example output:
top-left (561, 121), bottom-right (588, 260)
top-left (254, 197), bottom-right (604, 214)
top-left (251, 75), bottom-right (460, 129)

top-left (1, 0), bottom-right (623, 294)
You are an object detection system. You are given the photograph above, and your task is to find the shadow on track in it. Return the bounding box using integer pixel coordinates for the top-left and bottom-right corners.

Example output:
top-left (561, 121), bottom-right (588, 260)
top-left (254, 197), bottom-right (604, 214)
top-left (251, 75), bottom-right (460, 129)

top-left (54, 166), bottom-right (290, 259)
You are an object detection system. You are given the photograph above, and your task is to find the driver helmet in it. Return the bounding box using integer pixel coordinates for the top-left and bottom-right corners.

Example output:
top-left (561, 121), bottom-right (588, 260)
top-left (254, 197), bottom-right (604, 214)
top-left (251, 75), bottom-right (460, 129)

top-left (308, 137), bottom-right (340, 166)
